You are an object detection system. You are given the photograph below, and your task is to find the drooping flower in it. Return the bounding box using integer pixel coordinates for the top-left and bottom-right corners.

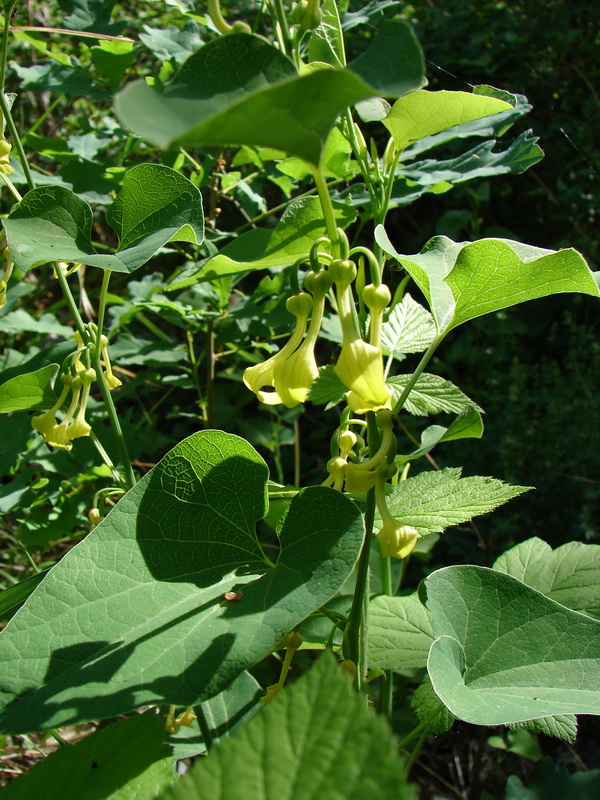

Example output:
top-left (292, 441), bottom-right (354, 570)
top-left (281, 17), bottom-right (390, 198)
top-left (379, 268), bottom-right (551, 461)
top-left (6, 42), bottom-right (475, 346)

top-left (335, 338), bottom-right (391, 414)
top-left (330, 259), bottom-right (391, 414)
top-left (99, 335), bottom-right (122, 390)
top-left (374, 463), bottom-right (421, 559)
top-left (376, 517), bottom-right (420, 559)
top-left (244, 293), bottom-right (313, 406)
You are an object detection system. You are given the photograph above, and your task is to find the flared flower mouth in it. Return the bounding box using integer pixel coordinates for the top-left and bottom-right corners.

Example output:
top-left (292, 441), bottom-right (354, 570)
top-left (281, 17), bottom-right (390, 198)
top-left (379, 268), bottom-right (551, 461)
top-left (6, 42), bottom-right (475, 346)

top-left (376, 518), bottom-right (420, 559)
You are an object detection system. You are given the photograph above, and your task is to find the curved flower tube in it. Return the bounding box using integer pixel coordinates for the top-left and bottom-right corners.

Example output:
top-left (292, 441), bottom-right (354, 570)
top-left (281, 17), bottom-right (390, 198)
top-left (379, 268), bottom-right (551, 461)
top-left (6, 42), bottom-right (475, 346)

top-left (244, 293), bottom-right (313, 406)
top-left (271, 272), bottom-right (331, 407)
top-left (330, 259), bottom-right (391, 414)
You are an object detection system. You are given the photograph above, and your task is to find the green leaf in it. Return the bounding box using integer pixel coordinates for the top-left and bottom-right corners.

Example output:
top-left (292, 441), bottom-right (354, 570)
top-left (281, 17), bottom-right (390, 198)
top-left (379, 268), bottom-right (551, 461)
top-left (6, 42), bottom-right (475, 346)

top-left (308, 0), bottom-right (346, 67)
top-left (115, 25), bottom-right (424, 165)
top-left (505, 758), bottom-right (600, 800)
top-left (368, 593), bottom-right (433, 670)
top-left (401, 130), bottom-right (544, 188)
top-left (385, 468), bottom-right (530, 537)
top-left (0, 430), bottom-right (364, 733)
top-left (402, 89), bottom-right (534, 160)
top-left (168, 671), bottom-right (262, 760)
top-left (0, 308), bottom-right (73, 336)
top-left (375, 231), bottom-right (600, 335)
top-left (57, 0), bottom-right (124, 35)
top-left (383, 89), bottom-right (513, 153)
top-left (195, 197), bottom-right (356, 282)
top-left (139, 22), bottom-right (203, 65)
top-left (380, 293), bottom-right (436, 357)
top-left (90, 39), bottom-right (139, 92)
top-left (0, 365), bottom-right (58, 413)
top-left (387, 373), bottom-right (482, 417)
top-left (422, 566), bottom-right (600, 724)
top-left (411, 675), bottom-right (455, 734)
top-left (306, 364), bottom-right (347, 406)
top-left (508, 714), bottom-right (578, 745)
top-left (494, 538), bottom-right (600, 620)
top-left (4, 164), bottom-right (204, 274)
top-left (9, 61), bottom-right (110, 100)
top-left (156, 655), bottom-right (416, 800)
top-left (0, 570), bottom-right (50, 619)
top-left (0, 711), bottom-right (174, 800)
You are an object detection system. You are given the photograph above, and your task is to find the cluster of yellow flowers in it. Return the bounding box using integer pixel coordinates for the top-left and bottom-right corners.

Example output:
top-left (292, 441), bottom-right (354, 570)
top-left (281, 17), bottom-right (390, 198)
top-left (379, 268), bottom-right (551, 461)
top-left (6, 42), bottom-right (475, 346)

top-left (31, 331), bottom-right (121, 450)
top-left (244, 255), bottom-right (392, 414)
top-left (243, 246), bottom-right (420, 560)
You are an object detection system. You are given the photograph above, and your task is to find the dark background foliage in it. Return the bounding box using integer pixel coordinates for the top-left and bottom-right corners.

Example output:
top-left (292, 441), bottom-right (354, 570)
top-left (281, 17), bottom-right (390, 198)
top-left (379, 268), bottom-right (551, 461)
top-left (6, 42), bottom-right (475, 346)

top-left (384, 0), bottom-right (600, 560)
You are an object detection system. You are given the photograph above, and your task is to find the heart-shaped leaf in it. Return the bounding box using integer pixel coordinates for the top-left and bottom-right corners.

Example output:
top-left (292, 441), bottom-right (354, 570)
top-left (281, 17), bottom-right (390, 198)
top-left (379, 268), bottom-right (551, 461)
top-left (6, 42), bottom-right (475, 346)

top-left (494, 538), bottom-right (600, 620)
top-left (4, 163), bottom-right (204, 273)
top-left (422, 565), bottom-right (600, 725)
top-left (0, 430), bottom-right (364, 734)
top-left (375, 230), bottom-right (600, 335)
top-left (115, 23), bottom-right (425, 165)
top-left (384, 89), bottom-right (513, 153)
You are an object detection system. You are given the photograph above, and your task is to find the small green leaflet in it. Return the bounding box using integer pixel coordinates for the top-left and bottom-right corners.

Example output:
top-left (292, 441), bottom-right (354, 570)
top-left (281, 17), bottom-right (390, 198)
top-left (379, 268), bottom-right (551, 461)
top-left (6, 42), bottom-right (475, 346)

top-left (384, 467), bottom-right (530, 537)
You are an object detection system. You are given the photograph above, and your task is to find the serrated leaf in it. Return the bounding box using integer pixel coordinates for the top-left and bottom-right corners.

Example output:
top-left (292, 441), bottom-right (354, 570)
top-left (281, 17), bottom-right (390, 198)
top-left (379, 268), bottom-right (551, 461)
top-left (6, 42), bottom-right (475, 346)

top-left (196, 197), bottom-right (356, 282)
top-left (385, 468), bottom-right (530, 537)
top-left (508, 714), bottom-right (577, 744)
top-left (0, 431), bottom-right (364, 734)
top-left (306, 364), bottom-right (347, 406)
top-left (375, 231), bottom-right (600, 335)
top-left (115, 24), bottom-right (424, 165)
top-left (383, 89), bottom-right (513, 153)
top-left (4, 164), bottom-right (204, 274)
top-left (422, 566), bottom-right (600, 725)
top-left (387, 373), bottom-right (481, 417)
top-left (411, 674), bottom-right (455, 735)
top-left (156, 655), bottom-right (416, 800)
top-left (0, 711), bottom-right (174, 800)
top-left (381, 293), bottom-right (436, 357)
top-left (368, 593), bottom-right (433, 670)
top-left (494, 538), bottom-right (600, 620)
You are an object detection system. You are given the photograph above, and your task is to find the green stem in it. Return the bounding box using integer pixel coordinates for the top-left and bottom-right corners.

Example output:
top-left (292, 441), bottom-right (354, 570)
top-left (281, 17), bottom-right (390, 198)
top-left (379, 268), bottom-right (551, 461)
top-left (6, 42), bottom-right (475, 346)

top-left (391, 335), bottom-right (443, 418)
top-left (94, 269), bottom-right (111, 357)
top-left (343, 411), bottom-right (380, 689)
top-left (53, 262), bottom-right (87, 340)
top-left (309, 164), bottom-right (341, 256)
top-left (27, 95), bottom-right (61, 135)
top-left (402, 725), bottom-right (429, 781)
top-left (90, 347), bottom-right (136, 490)
top-left (207, 0), bottom-right (233, 34)
top-left (1, 171), bottom-right (21, 201)
top-left (0, 91), bottom-right (35, 191)
top-left (271, 0), bottom-right (294, 58)
top-left (54, 265), bottom-right (135, 490)
top-left (89, 431), bottom-right (126, 487)
top-left (396, 702), bottom-right (444, 751)
top-left (0, 2), bottom-right (17, 93)
top-left (195, 704), bottom-right (214, 751)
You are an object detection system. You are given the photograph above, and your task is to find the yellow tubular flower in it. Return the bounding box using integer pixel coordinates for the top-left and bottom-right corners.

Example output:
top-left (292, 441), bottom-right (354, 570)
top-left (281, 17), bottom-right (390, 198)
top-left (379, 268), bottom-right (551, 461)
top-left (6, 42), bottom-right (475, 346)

top-left (335, 338), bottom-right (391, 414)
top-left (244, 293), bottom-right (313, 406)
top-left (99, 335), bottom-right (122, 390)
top-left (374, 465), bottom-right (420, 559)
top-left (330, 260), bottom-right (391, 414)
top-left (271, 272), bottom-right (331, 408)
